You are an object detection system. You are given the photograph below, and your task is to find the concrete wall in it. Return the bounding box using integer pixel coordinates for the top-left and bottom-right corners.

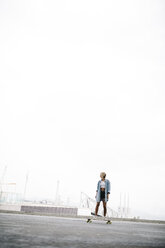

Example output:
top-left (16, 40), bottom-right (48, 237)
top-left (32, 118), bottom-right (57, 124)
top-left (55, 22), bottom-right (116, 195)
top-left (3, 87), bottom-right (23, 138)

top-left (0, 204), bottom-right (21, 211)
top-left (21, 205), bottom-right (78, 216)
top-left (0, 204), bottom-right (90, 217)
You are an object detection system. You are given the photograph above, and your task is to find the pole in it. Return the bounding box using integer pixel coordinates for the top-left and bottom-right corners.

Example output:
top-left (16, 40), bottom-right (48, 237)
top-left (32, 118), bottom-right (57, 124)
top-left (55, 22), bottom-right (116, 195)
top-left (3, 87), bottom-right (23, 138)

top-left (55, 180), bottom-right (60, 205)
top-left (23, 172), bottom-right (29, 202)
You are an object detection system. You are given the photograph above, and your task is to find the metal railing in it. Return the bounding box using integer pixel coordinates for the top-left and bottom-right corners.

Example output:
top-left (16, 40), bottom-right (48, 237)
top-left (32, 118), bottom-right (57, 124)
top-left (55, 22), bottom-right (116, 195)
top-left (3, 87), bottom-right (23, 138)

top-left (80, 192), bottom-right (118, 217)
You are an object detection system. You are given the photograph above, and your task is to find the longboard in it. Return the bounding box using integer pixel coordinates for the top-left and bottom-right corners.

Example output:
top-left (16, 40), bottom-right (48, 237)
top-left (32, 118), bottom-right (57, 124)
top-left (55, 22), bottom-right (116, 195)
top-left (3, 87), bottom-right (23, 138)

top-left (87, 212), bottom-right (112, 224)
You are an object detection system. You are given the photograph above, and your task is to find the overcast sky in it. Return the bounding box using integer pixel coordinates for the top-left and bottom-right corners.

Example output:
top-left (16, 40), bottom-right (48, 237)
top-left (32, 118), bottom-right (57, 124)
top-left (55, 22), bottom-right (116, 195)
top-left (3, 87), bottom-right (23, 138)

top-left (0, 0), bottom-right (165, 220)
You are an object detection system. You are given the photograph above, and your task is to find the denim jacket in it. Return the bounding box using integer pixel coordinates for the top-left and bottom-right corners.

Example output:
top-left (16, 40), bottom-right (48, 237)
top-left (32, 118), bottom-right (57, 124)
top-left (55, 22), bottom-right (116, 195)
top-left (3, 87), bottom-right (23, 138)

top-left (96, 179), bottom-right (111, 202)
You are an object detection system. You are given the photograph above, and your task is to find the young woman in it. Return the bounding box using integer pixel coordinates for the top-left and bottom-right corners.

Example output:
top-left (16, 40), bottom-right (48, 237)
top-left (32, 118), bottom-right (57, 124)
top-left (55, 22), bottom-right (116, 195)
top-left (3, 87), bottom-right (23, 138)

top-left (95, 172), bottom-right (111, 217)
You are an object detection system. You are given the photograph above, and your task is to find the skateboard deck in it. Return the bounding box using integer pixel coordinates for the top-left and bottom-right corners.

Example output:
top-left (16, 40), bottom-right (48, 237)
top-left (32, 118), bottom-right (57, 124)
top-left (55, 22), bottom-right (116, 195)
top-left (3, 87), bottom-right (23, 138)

top-left (87, 212), bottom-right (112, 224)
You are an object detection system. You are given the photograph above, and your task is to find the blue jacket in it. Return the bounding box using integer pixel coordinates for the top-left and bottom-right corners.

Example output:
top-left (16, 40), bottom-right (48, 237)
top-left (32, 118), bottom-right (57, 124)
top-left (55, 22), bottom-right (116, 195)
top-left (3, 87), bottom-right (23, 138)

top-left (96, 179), bottom-right (111, 202)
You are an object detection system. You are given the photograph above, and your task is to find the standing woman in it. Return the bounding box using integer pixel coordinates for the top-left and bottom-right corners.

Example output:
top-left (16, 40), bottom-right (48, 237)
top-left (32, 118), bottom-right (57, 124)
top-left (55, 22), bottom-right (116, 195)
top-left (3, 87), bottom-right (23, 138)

top-left (95, 172), bottom-right (111, 217)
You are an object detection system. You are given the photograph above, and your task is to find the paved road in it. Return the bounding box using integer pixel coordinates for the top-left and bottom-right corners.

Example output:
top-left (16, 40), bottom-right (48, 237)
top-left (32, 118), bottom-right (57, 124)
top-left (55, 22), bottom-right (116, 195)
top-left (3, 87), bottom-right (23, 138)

top-left (0, 213), bottom-right (165, 248)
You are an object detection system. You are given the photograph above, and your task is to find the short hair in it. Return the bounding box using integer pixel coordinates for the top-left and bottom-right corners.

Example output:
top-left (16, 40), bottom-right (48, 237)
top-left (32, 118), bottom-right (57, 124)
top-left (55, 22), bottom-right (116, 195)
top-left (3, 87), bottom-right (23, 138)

top-left (100, 172), bottom-right (106, 178)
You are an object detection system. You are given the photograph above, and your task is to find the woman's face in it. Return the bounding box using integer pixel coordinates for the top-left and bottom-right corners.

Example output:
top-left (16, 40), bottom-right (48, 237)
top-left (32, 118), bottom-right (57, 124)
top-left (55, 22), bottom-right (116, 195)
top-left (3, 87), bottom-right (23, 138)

top-left (100, 174), bottom-right (104, 179)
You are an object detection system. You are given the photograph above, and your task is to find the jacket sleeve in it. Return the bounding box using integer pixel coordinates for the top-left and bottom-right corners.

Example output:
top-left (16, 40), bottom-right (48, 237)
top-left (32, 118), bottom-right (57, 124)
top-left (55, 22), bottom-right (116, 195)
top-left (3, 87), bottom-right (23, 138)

top-left (96, 181), bottom-right (99, 192)
top-left (107, 180), bottom-right (111, 194)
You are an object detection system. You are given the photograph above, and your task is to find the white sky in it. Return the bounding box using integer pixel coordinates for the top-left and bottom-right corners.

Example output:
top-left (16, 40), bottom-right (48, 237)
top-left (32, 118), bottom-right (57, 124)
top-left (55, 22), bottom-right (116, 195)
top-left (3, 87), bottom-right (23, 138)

top-left (0, 0), bottom-right (165, 220)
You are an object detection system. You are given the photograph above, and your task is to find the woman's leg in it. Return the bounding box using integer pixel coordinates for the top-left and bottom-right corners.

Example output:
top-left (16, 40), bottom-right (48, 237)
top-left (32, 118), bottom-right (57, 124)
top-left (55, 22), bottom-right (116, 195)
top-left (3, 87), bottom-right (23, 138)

top-left (103, 201), bottom-right (107, 216)
top-left (95, 202), bottom-right (100, 215)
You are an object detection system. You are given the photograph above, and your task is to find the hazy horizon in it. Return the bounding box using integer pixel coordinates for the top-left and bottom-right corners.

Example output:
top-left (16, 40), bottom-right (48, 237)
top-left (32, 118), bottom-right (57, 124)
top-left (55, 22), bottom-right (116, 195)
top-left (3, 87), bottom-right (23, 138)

top-left (0, 0), bottom-right (165, 220)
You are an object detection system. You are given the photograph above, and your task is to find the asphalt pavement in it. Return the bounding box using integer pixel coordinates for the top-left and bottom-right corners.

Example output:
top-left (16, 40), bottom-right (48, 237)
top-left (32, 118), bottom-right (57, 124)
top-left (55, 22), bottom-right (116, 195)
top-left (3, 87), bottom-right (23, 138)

top-left (0, 213), bottom-right (165, 248)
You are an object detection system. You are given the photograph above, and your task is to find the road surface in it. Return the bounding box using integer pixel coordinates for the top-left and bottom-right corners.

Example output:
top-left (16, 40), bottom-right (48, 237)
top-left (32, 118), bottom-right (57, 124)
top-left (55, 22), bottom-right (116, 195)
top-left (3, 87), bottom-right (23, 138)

top-left (0, 213), bottom-right (165, 248)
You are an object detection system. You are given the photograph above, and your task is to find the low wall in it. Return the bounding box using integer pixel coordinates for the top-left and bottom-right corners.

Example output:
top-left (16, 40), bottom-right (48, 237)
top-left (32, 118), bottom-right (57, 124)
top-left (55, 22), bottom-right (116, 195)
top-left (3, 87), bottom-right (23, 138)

top-left (21, 205), bottom-right (78, 216)
top-left (0, 204), bottom-right (21, 212)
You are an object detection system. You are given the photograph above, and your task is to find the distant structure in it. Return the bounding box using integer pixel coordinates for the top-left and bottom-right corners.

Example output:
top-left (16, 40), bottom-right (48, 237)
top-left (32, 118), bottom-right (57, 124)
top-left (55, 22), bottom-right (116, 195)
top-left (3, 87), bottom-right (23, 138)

top-left (0, 165), bottom-right (21, 203)
top-left (118, 192), bottom-right (130, 218)
top-left (55, 180), bottom-right (60, 205)
top-left (0, 165), bottom-right (7, 199)
top-left (0, 182), bottom-right (20, 203)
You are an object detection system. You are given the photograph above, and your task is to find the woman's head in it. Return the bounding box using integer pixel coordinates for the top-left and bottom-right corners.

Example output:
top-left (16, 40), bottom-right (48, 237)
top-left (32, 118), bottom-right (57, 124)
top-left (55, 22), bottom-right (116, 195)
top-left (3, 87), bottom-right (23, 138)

top-left (100, 172), bottom-right (106, 179)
